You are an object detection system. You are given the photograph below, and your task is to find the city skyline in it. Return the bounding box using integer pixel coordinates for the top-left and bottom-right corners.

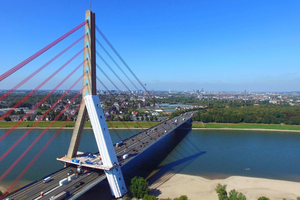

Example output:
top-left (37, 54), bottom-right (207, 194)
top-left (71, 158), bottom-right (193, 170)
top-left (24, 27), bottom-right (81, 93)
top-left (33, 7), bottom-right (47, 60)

top-left (0, 1), bottom-right (299, 92)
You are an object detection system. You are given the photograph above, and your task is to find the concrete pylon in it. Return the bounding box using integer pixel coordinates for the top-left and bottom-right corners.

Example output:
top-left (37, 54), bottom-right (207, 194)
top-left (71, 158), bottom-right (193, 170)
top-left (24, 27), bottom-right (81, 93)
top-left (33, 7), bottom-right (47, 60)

top-left (67, 10), bottom-right (96, 159)
top-left (85, 95), bottom-right (127, 198)
top-left (66, 10), bottom-right (127, 198)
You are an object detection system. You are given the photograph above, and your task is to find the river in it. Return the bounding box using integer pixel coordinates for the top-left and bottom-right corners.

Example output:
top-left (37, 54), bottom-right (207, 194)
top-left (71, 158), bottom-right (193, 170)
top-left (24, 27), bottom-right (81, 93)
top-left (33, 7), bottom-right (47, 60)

top-left (1, 128), bottom-right (300, 190)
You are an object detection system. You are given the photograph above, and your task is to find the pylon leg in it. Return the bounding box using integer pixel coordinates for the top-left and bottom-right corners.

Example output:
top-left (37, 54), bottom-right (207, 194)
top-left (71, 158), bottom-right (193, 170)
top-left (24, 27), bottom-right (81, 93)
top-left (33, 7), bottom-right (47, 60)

top-left (84, 95), bottom-right (127, 198)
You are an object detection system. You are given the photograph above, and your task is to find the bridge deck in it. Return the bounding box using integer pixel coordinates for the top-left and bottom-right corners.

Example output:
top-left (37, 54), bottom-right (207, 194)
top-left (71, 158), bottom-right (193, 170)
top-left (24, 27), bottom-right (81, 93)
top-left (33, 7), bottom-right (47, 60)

top-left (5, 112), bottom-right (194, 200)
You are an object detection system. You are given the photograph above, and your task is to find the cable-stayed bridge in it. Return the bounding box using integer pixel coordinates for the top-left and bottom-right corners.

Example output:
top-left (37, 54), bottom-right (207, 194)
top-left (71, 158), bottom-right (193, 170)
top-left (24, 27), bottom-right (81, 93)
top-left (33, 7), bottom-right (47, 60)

top-left (0, 10), bottom-right (194, 200)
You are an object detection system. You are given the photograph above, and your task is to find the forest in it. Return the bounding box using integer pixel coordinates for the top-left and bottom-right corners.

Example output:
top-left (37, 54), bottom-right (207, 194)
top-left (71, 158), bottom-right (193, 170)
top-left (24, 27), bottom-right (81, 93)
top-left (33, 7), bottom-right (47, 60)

top-left (172, 103), bottom-right (300, 125)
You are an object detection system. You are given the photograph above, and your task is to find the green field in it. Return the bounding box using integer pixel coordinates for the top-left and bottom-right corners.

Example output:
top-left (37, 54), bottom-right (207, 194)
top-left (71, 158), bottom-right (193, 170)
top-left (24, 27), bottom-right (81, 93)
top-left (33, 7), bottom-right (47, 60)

top-left (0, 121), bottom-right (159, 129)
top-left (192, 122), bottom-right (300, 131)
top-left (2, 121), bottom-right (300, 131)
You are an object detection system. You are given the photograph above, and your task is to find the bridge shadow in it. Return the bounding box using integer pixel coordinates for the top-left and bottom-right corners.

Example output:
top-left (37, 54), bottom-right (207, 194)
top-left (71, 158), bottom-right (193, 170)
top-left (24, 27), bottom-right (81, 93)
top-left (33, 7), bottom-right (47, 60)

top-left (147, 151), bottom-right (206, 190)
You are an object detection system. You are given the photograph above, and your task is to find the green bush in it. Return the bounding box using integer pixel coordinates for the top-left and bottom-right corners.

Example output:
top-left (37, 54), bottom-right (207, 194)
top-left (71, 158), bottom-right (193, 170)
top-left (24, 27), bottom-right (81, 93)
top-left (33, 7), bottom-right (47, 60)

top-left (125, 197), bottom-right (131, 200)
top-left (215, 184), bottom-right (246, 200)
top-left (229, 190), bottom-right (246, 200)
top-left (129, 176), bottom-right (149, 199)
top-left (215, 184), bottom-right (228, 200)
top-left (174, 195), bottom-right (188, 200)
top-left (143, 194), bottom-right (157, 200)
top-left (258, 197), bottom-right (269, 200)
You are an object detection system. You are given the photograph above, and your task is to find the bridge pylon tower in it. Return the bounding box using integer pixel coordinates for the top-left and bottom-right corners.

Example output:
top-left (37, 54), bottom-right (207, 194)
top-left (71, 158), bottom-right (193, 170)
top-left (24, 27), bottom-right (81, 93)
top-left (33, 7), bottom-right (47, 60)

top-left (65, 10), bottom-right (127, 198)
top-left (67, 10), bottom-right (96, 159)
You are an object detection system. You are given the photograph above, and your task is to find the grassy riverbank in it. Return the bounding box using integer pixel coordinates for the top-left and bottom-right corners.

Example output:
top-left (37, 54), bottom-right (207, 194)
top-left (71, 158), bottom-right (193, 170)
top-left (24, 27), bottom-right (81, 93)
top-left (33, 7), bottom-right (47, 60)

top-left (0, 121), bottom-right (159, 129)
top-left (1, 121), bottom-right (300, 131)
top-left (193, 122), bottom-right (300, 131)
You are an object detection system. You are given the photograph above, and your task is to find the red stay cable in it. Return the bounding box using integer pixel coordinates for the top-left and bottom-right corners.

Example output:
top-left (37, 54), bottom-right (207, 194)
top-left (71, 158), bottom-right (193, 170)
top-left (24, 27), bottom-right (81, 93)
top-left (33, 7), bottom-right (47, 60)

top-left (0, 87), bottom-right (85, 185)
top-left (0, 48), bottom-right (85, 122)
top-left (0, 35), bottom-right (85, 102)
top-left (2, 99), bottom-right (84, 196)
top-left (0, 21), bottom-right (86, 82)
top-left (0, 61), bottom-right (85, 143)
top-left (0, 74), bottom-right (85, 162)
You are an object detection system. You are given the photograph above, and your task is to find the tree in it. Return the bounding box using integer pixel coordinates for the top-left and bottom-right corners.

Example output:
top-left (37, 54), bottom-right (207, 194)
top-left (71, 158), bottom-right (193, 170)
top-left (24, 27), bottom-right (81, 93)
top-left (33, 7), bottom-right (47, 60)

top-left (174, 195), bottom-right (188, 200)
top-left (16, 109), bottom-right (25, 114)
top-left (215, 184), bottom-right (228, 200)
top-left (154, 116), bottom-right (158, 121)
top-left (129, 176), bottom-right (149, 199)
top-left (257, 197), bottom-right (269, 200)
top-left (201, 113), bottom-right (213, 123)
top-left (150, 116), bottom-right (153, 121)
top-left (142, 194), bottom-right (156, 200)
top-left (62, 115), bottom-right (68, 121)
top-left (215, 184), bottom-right (246, 200)
top-left (124, 114), bottom-right (131, 121)
top-left (228, 189), bottom-right (246, 200)
top-left (4, 116), bottom-right (11, 121)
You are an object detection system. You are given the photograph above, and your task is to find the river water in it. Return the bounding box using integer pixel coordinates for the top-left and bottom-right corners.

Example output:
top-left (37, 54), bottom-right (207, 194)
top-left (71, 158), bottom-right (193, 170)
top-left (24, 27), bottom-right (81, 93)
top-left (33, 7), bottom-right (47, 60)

top-left (1, 128), bottom-right (300, 189)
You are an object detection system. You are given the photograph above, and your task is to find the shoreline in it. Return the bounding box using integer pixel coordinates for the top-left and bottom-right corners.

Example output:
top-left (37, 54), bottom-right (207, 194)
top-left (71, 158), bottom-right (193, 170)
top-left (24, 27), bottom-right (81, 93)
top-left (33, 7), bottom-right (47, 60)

top-left (2, 175), bottom-right (300, 200)
top-left (192, 127), bottom-right (300, 133)
top-left (150, 174), bottom-right (300, 200)
top-left (1, 127), bottom-right (300, 133)
top-left (0, 127), bottom-right (142, 130)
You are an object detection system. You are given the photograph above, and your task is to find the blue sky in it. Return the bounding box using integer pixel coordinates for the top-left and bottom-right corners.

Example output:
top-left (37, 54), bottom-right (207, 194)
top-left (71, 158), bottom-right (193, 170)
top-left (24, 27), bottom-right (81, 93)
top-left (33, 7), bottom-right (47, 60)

top-left (0, 0), bottom-right (299, 92)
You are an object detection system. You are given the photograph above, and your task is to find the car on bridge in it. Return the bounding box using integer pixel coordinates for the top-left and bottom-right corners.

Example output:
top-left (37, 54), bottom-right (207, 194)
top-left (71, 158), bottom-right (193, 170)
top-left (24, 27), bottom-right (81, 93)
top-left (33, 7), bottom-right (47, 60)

top-left (74, 181), bottom-right (84, 188)
top-left (43, 176), bottom-right (51, 183)
top-left (67, 170), bottom-right (73, 175)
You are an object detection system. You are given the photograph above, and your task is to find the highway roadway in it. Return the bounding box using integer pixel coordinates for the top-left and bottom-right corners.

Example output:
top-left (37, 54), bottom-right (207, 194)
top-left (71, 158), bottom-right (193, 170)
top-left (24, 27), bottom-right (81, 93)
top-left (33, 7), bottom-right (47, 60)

top-left (5, 112), bottom-right (194, 200)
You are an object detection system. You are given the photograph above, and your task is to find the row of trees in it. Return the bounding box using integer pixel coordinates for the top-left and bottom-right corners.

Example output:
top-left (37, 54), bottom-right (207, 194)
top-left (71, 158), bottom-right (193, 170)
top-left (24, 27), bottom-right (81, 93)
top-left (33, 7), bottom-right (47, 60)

top-left (215, 184), bottom-right (246, 200)
top-left (190, 104), bottom-right (300, 125)
top-left (0, 93), bottom-right (81, 108)
top-left (215, 184), bottom-right (300, 200)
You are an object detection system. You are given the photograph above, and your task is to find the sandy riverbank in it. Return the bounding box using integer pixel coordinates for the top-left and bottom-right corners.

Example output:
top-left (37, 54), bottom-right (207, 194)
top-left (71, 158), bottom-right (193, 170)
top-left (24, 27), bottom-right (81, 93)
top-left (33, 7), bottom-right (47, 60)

top-left (150, 174), bottom-right (300, 200)
top-left (0, 185), bottom-right (6, 195)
